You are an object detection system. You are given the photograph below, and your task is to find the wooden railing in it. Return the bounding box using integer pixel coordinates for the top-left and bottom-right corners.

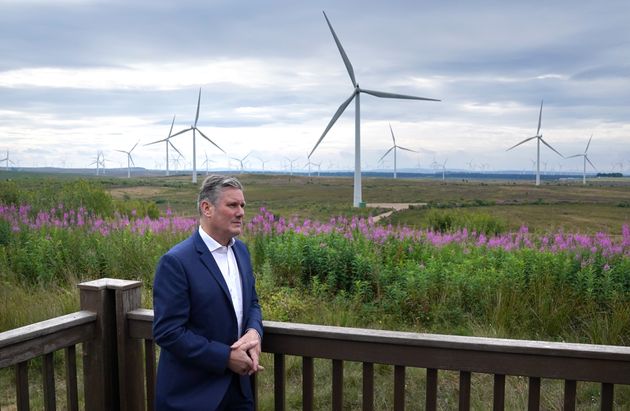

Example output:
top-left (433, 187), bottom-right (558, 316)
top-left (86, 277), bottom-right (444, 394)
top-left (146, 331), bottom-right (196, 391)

top-left (1, 278), bottom-right (630, 410)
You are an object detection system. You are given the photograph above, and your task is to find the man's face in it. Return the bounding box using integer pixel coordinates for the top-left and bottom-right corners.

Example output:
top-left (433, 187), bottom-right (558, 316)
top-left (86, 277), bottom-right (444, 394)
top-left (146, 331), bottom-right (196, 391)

top-left (203, 187), bottom-right (245, 245)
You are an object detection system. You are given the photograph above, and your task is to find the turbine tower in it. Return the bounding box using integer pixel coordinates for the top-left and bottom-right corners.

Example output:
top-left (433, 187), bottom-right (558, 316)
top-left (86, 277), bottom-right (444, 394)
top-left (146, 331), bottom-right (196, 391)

top-left (170, 89), bottom-right (225, 184)
top-left (308, 11), bottom-right (440, 207)
top-left (378, 123), bottom-right (418, 179)
top-left (565, 135), bottom-right (597, 185)
top-left (145, 115), bottom-right (184, 177)
top-left (116, 141), bottom-right (138, 178)
top-left (507, 100), bottom-right (563, 186)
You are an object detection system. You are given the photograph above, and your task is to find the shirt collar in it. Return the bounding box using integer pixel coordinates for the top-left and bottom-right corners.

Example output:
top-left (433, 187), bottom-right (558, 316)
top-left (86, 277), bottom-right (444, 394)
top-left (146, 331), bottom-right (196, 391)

top-left (198, 225), bottom-right (235, 252)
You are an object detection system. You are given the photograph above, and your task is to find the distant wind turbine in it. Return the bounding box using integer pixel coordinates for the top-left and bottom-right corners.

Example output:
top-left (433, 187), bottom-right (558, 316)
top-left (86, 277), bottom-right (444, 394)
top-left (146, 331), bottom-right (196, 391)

top-left (256, 157), bottom-right (269, 173)
top-left (1, 150), bottom-right (14, 170)
top-left (566, 135), bottom-right (597, 185)
top-left (308, 11), bottom-right (440, 207)
top-left (285, 157), bottom-right (298, 176)
top-left (170, 89), bottom-right (225, 183)
top-left (145, 115), bottom-right (184, 177)
top-left (507, 100), bottom-right (563, 186)
top-left (378, 123), bottom-right (418, 179)
top-left (230, 152), bottom-right (251, 174)
top-left (440, 159), bottom-right (448, 181)
top-left (116, 141), bottom-right (139, 178)
top-left (201, 152), bottom-right (214, 175)
top-left (88, 151), bottom-right (105, 175)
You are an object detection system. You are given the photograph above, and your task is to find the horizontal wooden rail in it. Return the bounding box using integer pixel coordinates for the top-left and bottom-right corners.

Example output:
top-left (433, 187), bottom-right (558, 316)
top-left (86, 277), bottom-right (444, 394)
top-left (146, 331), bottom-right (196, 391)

top-left (126, 310), bottom-right (630, 409)
top-left (259, 320), bottom-right (630, 384)
top-left (0, 311), bottom-right (96, 368)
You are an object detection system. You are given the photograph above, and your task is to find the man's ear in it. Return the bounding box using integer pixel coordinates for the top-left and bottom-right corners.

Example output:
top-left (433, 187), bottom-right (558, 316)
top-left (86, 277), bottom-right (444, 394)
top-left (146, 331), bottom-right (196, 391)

top-left (200, 200), bottom-right (214, 218)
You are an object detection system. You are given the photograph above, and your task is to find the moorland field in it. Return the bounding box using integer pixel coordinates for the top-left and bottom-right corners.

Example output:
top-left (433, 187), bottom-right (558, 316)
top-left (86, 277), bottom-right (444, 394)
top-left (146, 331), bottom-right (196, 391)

top-left (1, 171), bottom-right (629, 409)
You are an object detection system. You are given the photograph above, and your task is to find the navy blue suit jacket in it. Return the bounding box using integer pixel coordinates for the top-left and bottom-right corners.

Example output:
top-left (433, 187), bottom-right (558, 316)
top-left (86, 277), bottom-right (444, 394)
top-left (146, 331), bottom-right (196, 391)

top-left (152, 230), bottom-right (263, 411)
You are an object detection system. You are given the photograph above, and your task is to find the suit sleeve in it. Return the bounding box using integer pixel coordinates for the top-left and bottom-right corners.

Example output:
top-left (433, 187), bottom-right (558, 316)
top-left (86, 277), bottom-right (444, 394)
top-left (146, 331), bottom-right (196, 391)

top-left (152, 252), bottom-right (231, 374)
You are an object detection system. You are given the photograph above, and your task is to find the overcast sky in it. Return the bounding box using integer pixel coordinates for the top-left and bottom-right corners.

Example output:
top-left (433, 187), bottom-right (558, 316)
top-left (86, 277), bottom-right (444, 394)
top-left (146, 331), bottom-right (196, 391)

top-left (1, 0), bottom-right (629, 174)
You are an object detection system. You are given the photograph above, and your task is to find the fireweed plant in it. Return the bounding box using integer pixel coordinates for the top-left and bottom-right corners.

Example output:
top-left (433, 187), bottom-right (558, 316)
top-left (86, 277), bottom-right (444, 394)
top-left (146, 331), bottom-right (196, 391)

top-left (1, 204), bottom-right (629, 343)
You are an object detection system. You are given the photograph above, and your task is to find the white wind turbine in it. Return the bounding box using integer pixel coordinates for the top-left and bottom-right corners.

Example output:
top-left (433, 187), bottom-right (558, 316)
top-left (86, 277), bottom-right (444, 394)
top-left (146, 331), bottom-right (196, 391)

top-left (170, 89), bottom-right (225, 183)
top-left (230, 152), bottom-right (251, 174)
top-left (507, 100), bottom-right (563, 186)
top-left (308, 11), bottom-right (440, 207)
top-left (285, 157), bottom-right (298, 176)
top-left (565, 135), bottom-right (597, 185)
top-left (116, 141), bottom-right (139, 178)
top-left (145, 115), bottom-right (184, 177)
top-left (440, 158), bottom-right (447, 180)
top-left (88, 151), bottom-right (104, 175)
top-left (256, 157), bottom-right (269, 173)
top-left (1, 150), bottom-right (14, 170)
top-left (201, 152), bottom-right (214, 175)
top-left (378, 123), bottom-right (418, 179)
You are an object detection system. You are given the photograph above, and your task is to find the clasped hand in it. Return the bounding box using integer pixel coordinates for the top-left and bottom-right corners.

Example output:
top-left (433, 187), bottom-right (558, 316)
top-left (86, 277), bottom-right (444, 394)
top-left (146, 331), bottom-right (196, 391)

top-left (227, 329), bottom-right (263, 376)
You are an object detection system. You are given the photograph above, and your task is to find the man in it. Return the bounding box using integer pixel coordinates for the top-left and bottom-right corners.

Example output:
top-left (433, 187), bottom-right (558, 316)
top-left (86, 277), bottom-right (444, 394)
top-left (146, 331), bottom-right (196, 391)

top-left (153, 175), bottom-right (263, 411)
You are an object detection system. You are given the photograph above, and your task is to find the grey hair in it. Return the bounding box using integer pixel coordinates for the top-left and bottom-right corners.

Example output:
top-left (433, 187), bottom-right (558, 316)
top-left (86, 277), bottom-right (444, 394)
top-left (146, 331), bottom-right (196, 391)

top-left (197, 175), bottom-right (243, 214)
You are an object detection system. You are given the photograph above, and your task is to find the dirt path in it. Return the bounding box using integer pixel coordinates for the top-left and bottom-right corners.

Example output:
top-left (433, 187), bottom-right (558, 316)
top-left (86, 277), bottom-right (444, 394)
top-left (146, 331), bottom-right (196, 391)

top-left (366, 202), bottom-right (427, 222)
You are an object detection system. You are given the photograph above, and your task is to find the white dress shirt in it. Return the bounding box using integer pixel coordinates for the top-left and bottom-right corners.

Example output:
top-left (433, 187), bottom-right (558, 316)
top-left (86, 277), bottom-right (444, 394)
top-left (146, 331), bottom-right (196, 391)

top-left (198, 226), bottom-right (244, 336)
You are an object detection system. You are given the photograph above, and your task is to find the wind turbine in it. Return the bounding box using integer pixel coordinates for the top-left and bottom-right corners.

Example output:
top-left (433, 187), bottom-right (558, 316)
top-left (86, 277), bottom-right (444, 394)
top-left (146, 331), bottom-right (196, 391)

top-left (378, 123), bottom-right (418, 179)
top-left (507, 100), bottom-right (563, 186)
top-left (565, 135), bottom-right (597, 185)
top-left (230, 152), bottom-right (250, 174)
top-left (170, 89), bottom-right (225, 183)
top-left (201, 152), bottom-right (214, 175)
top-left (256, 157), bottom-right (269, 173)
top-left (116, 141), bottom-right (138, 178)
top-left (440, 158), bottom-right (447, 181)
top-left (1, 150), bottom-right (14, 170)
top-left (285, 157), bottom-right (298, 176)
top-left (88, 151), bottom-right (104, 175)
top-left (145, 115), bottom-right (184, 177)
top-left (308, 11), bottom-right (440, 207)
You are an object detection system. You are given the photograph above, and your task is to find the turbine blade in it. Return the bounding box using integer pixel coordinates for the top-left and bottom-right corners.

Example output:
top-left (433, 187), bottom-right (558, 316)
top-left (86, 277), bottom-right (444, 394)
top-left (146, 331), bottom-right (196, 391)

top-left (389, 123), bottom-right (396, 144)
top-left (536, 100), bottom-right (543, 136)
top-left (309, 92), bottom-right (356, 158)
top-left (540, 137), bottom-right (563, 157)
top-left (585, 134), bottom-right (593, 153)
top-left (398, 146), bottom-right (417, 153)
top-left (564, 154), bottom-right (582, 159)
top-left (168, 114), bottom-right (176, 138)
top-left (361, 88), bottom-right (440, 101)
top-left (586, 156), bottom-right (597, 171)
top-left (130, 141), bottom-right (139, 153)
top-left (197, 128), bottom-right (226, 153)
top-left (130, 155), bottom-right (135, 167)
top-left (170, 127), bottom-right (193, 138)
top-left (378, 146), bottom-right (395, 162)
top-left (115, 150), bottom-right (127, 154)
top-left (194, 88), bottom-right (201, 128)
top-left (506, 136), bottom-right (537, 151)
top-left (144, 138), bottom-right (168, 146)
top-left (169, 140), bottom-right (184, 158)
top-left (323, 11), bottom-right (357, 87)
top-left (243, 152), bottom-right (251, 162)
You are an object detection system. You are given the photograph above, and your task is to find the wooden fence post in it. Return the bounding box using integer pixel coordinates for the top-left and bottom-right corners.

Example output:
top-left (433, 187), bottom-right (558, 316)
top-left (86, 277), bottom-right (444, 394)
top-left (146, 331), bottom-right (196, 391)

top-left (79, 278), bottom-right (145, 411)
top-left (112, 280), bottom-right (145, 411)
